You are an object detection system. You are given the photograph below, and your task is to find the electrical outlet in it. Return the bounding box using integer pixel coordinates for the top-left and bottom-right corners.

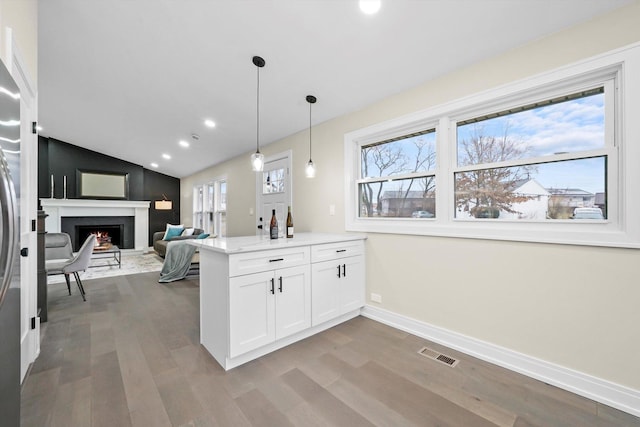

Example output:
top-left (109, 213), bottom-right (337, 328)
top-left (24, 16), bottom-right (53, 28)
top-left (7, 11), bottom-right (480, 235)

top-left (329, 204), bottom-right (336, 216)
top-left (249, 207), bottom-right (254, 215)
top-left (370, 293), bottom-right (382, 303)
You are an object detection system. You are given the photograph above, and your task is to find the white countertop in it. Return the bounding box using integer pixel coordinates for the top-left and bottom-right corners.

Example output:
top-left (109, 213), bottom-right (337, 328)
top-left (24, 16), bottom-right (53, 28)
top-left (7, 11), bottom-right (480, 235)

top-left (187, 232), bottom-right (366, 254)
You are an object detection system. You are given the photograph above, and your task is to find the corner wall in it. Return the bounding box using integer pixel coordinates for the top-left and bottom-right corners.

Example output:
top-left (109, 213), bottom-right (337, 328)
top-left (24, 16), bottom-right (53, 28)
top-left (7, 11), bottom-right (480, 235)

top-left (181, 1), bottom-right (640, 397)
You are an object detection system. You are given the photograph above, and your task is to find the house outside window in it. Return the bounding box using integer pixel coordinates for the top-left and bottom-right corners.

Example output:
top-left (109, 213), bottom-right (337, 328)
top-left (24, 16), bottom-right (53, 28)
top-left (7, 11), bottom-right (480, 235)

top-left (453, 87), bottom-right (608, 221)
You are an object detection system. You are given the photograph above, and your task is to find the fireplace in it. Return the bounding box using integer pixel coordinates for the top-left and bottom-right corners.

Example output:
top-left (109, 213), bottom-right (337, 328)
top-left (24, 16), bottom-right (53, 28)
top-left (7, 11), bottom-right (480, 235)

top-left (40, 199), bottom-right (150, 252)
top-left (61, 216), bottom-right (135, 251)
top-left (76, 224), bottom-right (123, 250)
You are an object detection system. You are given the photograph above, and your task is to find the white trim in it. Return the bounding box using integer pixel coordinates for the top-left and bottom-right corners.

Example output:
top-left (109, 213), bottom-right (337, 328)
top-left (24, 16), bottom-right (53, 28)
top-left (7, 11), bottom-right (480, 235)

top-left (40, 199), bottom-right (150, 251)
top-left (361, 305), bottom-right (640, 418)
top-left (6, 26), bottom-right (40, 383)
top-left (345, 42), bottom-right (640, 248)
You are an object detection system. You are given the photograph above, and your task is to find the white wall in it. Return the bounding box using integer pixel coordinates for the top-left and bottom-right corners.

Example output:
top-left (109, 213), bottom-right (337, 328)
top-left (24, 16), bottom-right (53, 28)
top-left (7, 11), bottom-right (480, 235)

top-left (0, 0), bottom-right (37, 80)
top-left (182, 1), bottom-right (640, 393)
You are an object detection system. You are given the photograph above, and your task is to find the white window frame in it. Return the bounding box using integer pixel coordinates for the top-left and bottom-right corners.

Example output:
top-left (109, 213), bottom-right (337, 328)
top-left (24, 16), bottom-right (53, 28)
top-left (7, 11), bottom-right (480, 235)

top-left (193, 176), bottom-right (227, 236)
top-left (345, 42), bottom-right (640, 248)
top-left (193, 184), bottom-right (205, 230)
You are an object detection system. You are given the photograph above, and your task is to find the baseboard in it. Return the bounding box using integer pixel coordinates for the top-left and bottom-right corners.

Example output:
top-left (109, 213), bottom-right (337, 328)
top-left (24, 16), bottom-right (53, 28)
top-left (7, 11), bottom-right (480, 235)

top-left (361, 305), bottom-right (640, 417)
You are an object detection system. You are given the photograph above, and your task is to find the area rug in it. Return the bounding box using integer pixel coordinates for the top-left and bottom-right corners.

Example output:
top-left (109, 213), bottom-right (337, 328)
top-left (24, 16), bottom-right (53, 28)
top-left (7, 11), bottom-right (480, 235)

top-left (47, 252), bottom-right (164, 284)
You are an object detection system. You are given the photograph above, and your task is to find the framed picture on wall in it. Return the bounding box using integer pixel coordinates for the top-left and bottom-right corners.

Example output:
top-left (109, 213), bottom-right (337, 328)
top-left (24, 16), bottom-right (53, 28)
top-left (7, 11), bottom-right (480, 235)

top-left (77, 169), bottom-right (129, 199)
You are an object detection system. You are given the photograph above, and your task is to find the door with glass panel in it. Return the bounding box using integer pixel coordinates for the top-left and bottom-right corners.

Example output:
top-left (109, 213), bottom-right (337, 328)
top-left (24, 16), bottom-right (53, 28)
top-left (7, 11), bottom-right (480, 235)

top-left (256, 154), bottom-right (291, 237)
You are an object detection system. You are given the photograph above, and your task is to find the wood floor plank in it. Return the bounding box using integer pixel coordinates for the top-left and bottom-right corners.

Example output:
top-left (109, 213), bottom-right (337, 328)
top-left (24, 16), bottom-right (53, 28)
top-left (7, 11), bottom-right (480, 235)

top-left (235, 388), bottom-right (296, 427)
top-left (282, 368), bottom-right (376, 427)
top-left (49, 377), bottom-right (92, 427)
top-left (343, 360), bottom-right (499, 427)
top-left (191, 373), bottom-right (252, 427)
top-left (327, 377), bottom-right (418, 427)
top-left (154, 367), bottom-right (207, 426)
top-left (91, 351), bottom-right (132, 427)
top-left (114, 325), bottom-right (172, 426)
top-left (22, 272), bottom-right (640, 427)
top-left (285, 402), bottom-right (336, 427)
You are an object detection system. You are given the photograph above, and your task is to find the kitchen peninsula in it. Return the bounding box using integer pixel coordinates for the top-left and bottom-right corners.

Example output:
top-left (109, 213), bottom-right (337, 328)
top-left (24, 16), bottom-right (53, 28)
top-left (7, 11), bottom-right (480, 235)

top-left (188, 233), bottom-right (366, 370)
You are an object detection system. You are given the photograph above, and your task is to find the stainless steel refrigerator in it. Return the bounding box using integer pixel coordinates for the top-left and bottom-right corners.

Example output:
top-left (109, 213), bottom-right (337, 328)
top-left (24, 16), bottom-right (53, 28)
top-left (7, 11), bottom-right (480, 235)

top-left (0, 57), bottom-right (22, 426)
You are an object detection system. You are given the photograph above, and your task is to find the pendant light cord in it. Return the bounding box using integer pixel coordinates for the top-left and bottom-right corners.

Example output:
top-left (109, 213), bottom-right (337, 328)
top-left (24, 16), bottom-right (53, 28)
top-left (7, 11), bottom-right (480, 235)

top-left (256, 65), bottom-right (260, 153)
top-left (308, 101), bottom-right (312, 160)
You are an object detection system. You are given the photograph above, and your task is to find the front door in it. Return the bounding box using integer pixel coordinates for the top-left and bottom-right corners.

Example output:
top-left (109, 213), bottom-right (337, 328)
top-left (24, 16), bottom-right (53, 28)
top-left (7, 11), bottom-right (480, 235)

top-left (256, 152), bottom-right (291, 237)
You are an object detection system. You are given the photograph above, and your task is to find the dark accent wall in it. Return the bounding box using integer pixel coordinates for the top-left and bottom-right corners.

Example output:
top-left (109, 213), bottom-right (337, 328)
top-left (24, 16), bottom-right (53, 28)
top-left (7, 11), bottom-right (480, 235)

top-left (38, 137), bottom-right (181, 245)
top-left (144, 168), bottom-right (181, 243)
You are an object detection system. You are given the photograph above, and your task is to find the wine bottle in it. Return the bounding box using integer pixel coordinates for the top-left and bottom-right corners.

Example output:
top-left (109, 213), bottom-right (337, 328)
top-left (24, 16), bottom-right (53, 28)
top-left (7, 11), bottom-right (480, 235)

top-left (269, 209), bottom-right (278, 239)
top-left (286, 206), bottom-right (294, 238)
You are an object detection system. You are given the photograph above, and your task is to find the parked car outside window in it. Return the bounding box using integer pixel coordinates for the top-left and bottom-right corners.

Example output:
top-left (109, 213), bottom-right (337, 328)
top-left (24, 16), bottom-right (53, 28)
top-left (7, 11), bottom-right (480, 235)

top-left (572, 207), bottom-right (604, 219)
top-left (411, 210), bottom-right (434, 218)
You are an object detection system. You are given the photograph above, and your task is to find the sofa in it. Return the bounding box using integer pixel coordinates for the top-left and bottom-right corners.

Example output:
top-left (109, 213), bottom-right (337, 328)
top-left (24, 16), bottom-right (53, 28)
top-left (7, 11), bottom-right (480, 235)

top-left (152, 228), bottom-right (205, 257)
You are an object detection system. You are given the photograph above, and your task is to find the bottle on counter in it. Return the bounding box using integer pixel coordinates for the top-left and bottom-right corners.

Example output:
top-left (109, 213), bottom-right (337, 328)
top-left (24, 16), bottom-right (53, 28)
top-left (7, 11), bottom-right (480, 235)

top-left (270, 209), bottom-right (278, 239)
top-left (286, 206), bottom-right (294, 238)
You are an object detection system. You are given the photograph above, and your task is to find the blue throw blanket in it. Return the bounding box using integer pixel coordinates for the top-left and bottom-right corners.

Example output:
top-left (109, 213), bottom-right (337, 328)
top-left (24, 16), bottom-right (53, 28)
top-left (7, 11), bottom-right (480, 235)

top-left (159, 240), bottom-right (197, 283)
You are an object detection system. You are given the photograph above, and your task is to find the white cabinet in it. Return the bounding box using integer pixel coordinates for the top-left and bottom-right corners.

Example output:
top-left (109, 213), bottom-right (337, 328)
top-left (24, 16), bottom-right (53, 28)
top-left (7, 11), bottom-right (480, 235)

top-left (311, 241), bottom-right (365, 326)
top-left (228, 246), bottom-right (311, 358)
top-left (196, 233), bottom-right (365, 370)
top-left (229, 264), bottom-right (311, 357)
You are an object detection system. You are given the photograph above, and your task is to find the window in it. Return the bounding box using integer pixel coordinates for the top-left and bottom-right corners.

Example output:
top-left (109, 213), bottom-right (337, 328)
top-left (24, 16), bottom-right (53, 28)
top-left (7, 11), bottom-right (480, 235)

top-left (263, 168), bottom-right (285, 194)
top-left (345, 44), bottom-right (640, 247)
top-left (454, 87), bottom-right (609, 221)
top-left (193, 177), bottom-right (227, 237)
top-left (358, 130), bottom-right (437, 219)
top-left (193, 185), bottom-right (204, 230)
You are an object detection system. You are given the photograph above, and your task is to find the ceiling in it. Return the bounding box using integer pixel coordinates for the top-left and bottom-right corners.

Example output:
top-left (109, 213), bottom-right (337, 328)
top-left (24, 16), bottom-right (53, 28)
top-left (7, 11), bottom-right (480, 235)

top-left (38, 0), bottom-right (631, 178)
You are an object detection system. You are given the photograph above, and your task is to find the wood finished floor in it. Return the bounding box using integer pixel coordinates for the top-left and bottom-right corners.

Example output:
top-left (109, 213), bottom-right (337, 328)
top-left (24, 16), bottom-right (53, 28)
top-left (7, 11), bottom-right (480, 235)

top-left (22, 272), bottom-right (640, 427)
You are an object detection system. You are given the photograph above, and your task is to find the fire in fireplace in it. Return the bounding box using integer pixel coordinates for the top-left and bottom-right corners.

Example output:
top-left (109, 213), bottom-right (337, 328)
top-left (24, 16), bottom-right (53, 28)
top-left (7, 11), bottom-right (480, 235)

top-left (92, 231), bottom-right (112, 249)
top-left (77, 225), bottom-right (123, 251)
top-left (62, 216), bottom-right (135, 251)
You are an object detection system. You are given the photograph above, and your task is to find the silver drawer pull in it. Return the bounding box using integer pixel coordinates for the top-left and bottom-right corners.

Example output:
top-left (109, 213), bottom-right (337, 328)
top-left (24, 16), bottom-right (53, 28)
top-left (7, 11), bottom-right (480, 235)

top-left (336, 249), bottom-right (347, 253)
top-left (269, 258), bottom-right (284, 262)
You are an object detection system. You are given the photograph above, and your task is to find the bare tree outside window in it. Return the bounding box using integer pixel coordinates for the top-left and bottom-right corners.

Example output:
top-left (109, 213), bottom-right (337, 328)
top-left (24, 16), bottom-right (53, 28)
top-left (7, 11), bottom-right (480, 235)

top-left (455, 89), bottom-right (606, 220)
top-left (455, 124), bottom-right (536, 218)
top-left (360, 131), bottom-right (436, 218)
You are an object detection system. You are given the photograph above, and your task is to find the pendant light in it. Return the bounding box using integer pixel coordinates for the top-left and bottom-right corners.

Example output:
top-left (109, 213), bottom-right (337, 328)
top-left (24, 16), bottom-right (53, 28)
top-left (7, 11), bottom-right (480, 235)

top-left (305, 95), bottom-right (317, 178)
top-left (251, 56), bottom-right (265, 172)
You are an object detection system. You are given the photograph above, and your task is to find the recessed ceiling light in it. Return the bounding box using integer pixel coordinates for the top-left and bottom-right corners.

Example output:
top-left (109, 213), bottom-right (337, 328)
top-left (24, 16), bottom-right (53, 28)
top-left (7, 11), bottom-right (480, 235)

top-left (150, 162), bottom-right (159, 168)
top-left (162, 153), bottom-right (171, 160)
top-left (359, 0), bottom-right (381, 14)
top-left (36, 125), bottom-right (43, 131)
top-left (204, 119), bottom-right (216, 128)
top-left (179, 140), bottom-right (190, 148)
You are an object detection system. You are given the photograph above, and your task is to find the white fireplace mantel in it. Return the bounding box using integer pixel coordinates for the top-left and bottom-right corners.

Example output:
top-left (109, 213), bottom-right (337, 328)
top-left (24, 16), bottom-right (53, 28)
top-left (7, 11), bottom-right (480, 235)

top-left (40, 198), bottom-right (150, 252)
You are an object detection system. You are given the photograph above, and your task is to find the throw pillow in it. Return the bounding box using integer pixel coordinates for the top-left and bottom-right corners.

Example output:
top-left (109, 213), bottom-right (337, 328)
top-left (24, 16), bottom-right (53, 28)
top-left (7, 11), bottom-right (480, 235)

top-left (181, 227), bottom-right (195, 236)
top-left (163, 223), bottom-right (184, 241)
top-left (196, 233), bottom-right (210, 239)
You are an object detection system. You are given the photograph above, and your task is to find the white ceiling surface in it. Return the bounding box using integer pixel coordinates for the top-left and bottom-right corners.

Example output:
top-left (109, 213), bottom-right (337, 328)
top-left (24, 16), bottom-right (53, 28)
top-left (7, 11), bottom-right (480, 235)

top-left (38, 0), bottom-right (631, 178)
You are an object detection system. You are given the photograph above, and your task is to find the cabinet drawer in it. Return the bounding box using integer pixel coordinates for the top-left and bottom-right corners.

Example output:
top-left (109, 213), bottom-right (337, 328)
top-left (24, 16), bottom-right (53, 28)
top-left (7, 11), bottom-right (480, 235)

top-left (229, 246), bottom-right (310, 277)
top-left (311, 240), bottom-right (364, 263)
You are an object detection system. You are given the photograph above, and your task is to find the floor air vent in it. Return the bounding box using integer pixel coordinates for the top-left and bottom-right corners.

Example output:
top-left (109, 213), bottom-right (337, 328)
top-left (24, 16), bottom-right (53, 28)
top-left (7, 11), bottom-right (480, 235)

top-left (418, 346), bottom-right (459, 367)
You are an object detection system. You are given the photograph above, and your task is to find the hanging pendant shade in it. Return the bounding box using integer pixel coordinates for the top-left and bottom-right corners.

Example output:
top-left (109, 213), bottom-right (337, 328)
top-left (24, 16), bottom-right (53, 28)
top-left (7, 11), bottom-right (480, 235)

top-left (305, 95), bottom-right (317, 178)
top-left (251, 56), bottom-right (265, 172)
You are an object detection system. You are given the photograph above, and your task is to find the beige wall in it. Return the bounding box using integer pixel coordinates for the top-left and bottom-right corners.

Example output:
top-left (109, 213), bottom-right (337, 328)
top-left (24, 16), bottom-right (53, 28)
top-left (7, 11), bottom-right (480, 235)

top-left (182, 1), bottom-right (640, 391)
top-left (0, 0), bottom-right (37, 81)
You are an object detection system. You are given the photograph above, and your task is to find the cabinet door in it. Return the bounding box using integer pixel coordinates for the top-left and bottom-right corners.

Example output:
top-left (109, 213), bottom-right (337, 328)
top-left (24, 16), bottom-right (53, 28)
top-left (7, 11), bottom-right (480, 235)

top-left (275, 265), bottom-right (311, 340)
top-left (311, 260), bottom-right (341, 326)
top-left (339, 255), bottom-right (365, 314)
top-left (229, 271), bottom-right (275, 357)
